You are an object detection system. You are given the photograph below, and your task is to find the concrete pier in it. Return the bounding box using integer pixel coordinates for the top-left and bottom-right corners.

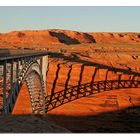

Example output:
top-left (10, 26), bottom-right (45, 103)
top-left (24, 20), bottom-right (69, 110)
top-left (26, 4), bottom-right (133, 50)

top-left (39, 55), bottom-right (48, 91)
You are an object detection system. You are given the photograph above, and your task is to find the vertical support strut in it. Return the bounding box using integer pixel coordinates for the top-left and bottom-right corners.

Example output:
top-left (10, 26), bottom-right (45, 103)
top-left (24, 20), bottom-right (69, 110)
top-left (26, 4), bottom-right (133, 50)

top-left (39, 55), bottom-right (48, 93)
top-left (10, 60), bottom-right (13, 93)
top-left (3, 61), bottom-right (7, 113)
top-left (16, 59), bottom-right (19, 79)
top-left (8, 60), bottom-right (16, 112)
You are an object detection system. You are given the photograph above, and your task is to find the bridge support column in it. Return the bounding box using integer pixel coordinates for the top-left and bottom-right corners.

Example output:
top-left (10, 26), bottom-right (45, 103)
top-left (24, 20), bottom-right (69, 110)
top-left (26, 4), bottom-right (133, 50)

top-left (38, 55), bottom-right (48, 92)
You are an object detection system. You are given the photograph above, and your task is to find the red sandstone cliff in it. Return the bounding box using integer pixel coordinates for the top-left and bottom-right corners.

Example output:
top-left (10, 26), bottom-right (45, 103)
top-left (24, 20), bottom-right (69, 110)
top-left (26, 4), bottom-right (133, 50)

top-left (0, 29), bottom-right (140, 49)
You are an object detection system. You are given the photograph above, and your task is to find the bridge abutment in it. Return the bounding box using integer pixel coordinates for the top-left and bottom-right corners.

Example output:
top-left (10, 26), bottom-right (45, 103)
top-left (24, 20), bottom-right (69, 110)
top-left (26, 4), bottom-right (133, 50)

top-left (38, 55), bottom-right (48, 92)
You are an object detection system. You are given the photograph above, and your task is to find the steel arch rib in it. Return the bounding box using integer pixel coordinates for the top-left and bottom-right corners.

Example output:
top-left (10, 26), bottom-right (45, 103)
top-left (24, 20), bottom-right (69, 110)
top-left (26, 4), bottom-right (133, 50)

top-left (7, 60), bottom-right (46, 114)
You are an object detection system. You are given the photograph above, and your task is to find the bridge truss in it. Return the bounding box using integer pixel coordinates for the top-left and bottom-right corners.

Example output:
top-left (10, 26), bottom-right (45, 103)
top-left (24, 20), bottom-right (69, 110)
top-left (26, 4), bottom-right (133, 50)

top-left (0, 49), bottom-right (48, 114)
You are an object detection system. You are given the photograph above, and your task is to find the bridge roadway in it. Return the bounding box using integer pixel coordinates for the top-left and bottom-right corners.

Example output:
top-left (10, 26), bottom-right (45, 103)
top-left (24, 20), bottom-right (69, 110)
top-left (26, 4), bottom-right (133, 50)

top-left (0, 49), bottom-right (48, 61)
top-left (1, 49), bottom-right (140, 59)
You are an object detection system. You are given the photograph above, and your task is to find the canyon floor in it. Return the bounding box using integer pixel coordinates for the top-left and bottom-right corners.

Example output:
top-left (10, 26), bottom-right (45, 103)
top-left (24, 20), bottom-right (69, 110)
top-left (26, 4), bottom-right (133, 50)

top-left (0, 30), bottom-right (140, 133)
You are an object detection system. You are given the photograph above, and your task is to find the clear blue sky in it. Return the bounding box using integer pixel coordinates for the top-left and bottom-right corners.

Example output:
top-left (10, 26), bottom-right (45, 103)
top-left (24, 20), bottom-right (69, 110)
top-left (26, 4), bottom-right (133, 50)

top-left (0, 6), bottom-right (140, 33)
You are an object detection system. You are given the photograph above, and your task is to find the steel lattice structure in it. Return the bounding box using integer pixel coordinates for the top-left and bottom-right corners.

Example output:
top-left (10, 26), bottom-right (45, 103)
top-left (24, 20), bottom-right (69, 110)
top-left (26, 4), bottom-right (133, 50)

top-left (0, 49), bottom-right (48, 114)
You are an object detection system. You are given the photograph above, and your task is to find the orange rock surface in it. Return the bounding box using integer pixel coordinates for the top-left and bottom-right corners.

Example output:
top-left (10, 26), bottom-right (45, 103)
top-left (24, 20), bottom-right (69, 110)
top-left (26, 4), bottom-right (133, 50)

top-left (0, 29), bottom-right (140, 49)
top-left (1, 29), bottom-right (140, 132)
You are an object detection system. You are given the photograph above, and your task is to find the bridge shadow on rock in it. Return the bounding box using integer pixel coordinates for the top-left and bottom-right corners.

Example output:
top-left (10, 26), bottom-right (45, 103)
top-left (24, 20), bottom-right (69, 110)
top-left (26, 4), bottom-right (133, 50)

top-left (45, 52), bottom-right (140, 112)
top-left (46, 79), bottom-right (140, 112)
top-left (48, 52), bottom-right (140, 76)
top-left (47, 105), bottom-right (140, 133)
top-left (0, 105), bottom-right (140, 132)
top-left (0, 114), bottom-right (70, 133)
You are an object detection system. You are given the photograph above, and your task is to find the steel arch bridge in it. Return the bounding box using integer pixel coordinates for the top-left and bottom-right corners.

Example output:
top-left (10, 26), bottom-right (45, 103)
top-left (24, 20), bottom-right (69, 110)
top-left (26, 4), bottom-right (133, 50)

top-left (0, 49), bottom-right (48, 114)
top-left (1, 50), bottom-right (140, 114)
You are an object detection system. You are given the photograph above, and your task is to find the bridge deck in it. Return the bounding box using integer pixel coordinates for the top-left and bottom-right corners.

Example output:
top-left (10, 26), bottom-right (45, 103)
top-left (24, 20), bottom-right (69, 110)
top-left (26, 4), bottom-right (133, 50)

top-left (0, 49), bottom-right (48, 61)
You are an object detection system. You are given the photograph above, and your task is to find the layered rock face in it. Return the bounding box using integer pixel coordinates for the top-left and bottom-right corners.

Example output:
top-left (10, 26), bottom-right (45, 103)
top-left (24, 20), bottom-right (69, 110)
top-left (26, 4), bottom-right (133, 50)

top-left (0, 29), bottom-right (140, 49)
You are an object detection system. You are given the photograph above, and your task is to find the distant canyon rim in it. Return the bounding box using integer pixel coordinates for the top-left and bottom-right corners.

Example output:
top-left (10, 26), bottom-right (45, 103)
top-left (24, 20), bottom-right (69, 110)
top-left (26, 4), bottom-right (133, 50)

top-left (0, 29), bottom-right (140, 49)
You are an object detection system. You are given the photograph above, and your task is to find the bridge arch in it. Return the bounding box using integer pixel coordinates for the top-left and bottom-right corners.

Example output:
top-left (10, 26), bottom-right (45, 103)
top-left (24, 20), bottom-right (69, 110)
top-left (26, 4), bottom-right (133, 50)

top-left (22, 61), bottom-right (46, 114)
top-left (8, 60), bottom-right (46, 114)
top-left (0, 50), bottom-right (48, 114)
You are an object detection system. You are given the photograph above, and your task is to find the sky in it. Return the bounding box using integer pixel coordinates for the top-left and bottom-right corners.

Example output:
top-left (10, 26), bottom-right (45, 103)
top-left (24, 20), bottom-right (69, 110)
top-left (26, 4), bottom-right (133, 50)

top-left (0, 6), bottom-right (140, 33)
